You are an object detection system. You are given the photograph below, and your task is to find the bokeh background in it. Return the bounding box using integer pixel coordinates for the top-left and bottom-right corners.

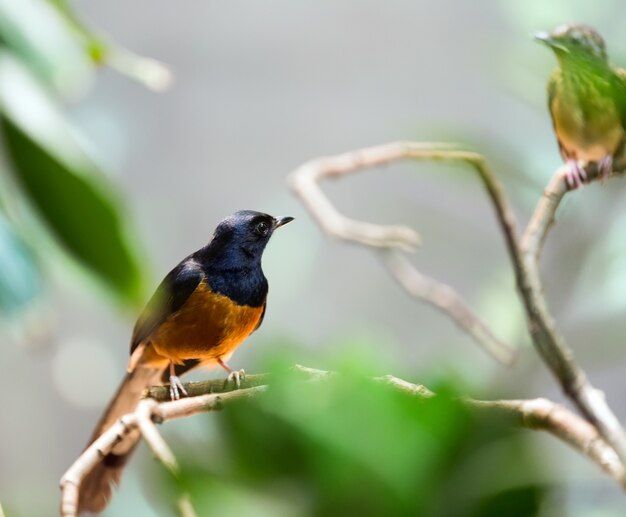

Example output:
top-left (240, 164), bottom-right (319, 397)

top-left (2, 1), bottom-right (626, 515)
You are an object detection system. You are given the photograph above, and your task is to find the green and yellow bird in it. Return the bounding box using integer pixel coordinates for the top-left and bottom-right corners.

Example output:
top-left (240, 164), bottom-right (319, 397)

top-left (535, 24), bottom-right (626, 188)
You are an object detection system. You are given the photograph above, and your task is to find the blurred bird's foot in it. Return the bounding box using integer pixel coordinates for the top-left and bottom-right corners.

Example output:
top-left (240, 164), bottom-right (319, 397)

top-left (225, 369), bottom-right (246, 389)
top-left (169, 375), bottom-right (188, 400)
top-left (562, 159), bottom-right (587, 189)
top-left (217, 358), bottom-right (245, 388)
top-left (598, 155), bottom-right (613, 184)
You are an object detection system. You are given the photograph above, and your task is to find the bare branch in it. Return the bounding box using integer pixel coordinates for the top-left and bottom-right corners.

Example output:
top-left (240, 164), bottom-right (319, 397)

top-left (471, 397), bottom-right (622, 481)
top-left (60, 365), bottom-right (624, 516)
top-left (290, 142), bottom-right (520, 362)
top-left (382, 251), bottom-right (518, 365)
top-left (288, 141), bottom-right (626, 477)
top-left (135, 399), bottom-right (178, 474)
top-left (519, 159), bottom-right (626, 473)
top-left (288, 142), bottom-right (518, 364)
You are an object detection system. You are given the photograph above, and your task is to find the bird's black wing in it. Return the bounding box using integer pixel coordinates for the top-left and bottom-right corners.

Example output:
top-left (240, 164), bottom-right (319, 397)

top-left (130, 258), bottom-right (205, 355)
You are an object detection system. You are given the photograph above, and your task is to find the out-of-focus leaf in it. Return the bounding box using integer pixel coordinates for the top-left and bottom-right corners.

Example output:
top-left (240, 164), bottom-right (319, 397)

top-left (469, 484), bottom-right (546, 517)
top-left (0, 212), bottom-right (39, 315)
top-left (152, 360), bottom-right (551, 516)
top-left (0, 53), bottom-right (145, 306)
top-left (49, 0), bottom-right (174, 93)
top-left (0, 0), bottom-right (92, 97)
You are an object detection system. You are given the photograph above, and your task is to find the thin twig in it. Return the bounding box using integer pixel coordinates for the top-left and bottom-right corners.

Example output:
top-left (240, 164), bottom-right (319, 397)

top-left (135, 399), bottom-right (178, 473)
top-left (470, 397), bottom-right (622, 481)
top-left (288, 142), bottom-right (518, 364)
top-left (288, 141), bottom-right (626, 478)
top-left (59, 365), bottom-right (624, 517)
top-left (382, 251), bottom-right (518, 365)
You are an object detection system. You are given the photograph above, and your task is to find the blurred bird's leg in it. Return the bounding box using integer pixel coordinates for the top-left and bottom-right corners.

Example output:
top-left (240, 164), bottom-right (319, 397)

top-left (168, 361), bottom-right (188, 400)
top-left (562, 159), bottom-right (587, 189)
top-left (598, 154), bottom-right (613, 184)
top-left (218, 358), bottom-right (245, 388)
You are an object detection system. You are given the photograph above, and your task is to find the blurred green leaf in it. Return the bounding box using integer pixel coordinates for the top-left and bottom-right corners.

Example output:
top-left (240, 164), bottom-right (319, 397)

top-left (0, 0), bottom-right (92, 96)
top-left (152, 363), bottom-right (551, 516)
top-left (469, 484), bottom-right (547, 517)
top-left (0, 53), bottom-right (145, 306)
top-left (0, 212), bottom-right (39, 315)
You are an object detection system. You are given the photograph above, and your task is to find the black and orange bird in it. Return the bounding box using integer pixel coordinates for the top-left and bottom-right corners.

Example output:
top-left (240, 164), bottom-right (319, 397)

top-left (78, 210), bottom-right (293, 514)
top-left (535, 24), bottom-right (626, 188)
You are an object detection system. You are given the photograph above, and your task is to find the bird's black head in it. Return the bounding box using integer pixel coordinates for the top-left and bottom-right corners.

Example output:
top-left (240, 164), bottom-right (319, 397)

top-left (535, 24), bottom-right (608, 64)
top-left (206, 210), bottom-right (294, 268)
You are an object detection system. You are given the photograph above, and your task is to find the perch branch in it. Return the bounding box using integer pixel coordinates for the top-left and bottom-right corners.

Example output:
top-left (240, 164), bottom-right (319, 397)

top-left (288, 141), bottom-right (626, 475)
top-left (60, 365), bottom-right (624, 517)
top-left (518, 159), bottom-right (626, 472)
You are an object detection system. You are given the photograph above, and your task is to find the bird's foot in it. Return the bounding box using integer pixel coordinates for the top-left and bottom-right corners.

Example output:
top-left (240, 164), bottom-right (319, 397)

top-left (598, 155), bottom-right (613, 184)
top-left (562, 159), bottom-right (587, 189)
top-left (169, 375), bottom-right (188, 400)
top-left (224, 369), bottom-right (246, 389)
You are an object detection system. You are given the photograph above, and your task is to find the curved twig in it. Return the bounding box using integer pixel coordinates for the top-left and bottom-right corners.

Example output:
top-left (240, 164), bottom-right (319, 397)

top-left (382, 251), bottom-right (518, 365)
top-left (288, 142), bottom-right (519, 364)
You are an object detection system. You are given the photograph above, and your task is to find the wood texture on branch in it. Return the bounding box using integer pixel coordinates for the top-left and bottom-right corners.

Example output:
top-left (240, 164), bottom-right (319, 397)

top-left (287, 141), bottom-right (626, 477)
top-left (59, 365), bottom-right (624, 517)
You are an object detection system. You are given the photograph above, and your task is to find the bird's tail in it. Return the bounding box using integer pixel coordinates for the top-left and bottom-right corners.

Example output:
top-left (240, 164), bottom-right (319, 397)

top-left (77, 365), bottom-right (163, 514)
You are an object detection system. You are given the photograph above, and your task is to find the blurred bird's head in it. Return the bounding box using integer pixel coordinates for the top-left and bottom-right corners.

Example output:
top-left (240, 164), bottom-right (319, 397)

top-left (535, 24), bottom-right (607, 66)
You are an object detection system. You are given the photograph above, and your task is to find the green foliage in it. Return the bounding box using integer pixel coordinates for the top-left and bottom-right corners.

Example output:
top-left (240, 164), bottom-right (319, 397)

top-left (151, 364), bottom-right (551, 517)
top-left (0, 0), bottom-right (149, 312)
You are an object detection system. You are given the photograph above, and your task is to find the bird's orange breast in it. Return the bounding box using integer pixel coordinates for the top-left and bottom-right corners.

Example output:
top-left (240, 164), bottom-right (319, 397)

top-left (143, 281), bottom-right (264, 367)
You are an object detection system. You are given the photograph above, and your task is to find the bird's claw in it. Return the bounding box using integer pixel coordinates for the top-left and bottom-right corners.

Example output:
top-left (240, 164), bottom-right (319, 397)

top-left (563, 159), bottom-right (587, 189)
top-left (598, 155), bottom-right (613, 184)
top-left (169, 375), bottom-right (188, 400)
top-left (224, 369), bottom-right (246, 389)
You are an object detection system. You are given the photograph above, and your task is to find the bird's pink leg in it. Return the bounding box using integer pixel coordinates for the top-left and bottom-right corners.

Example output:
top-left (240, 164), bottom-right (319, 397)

top-left (598, 154), bottom-right (613, 184)
top-left (169, 361), bottom-right (188, 400)
top-left (218, 358), bottom-right (245, 388)
top-left (562, 159), bottom-right (587, 189)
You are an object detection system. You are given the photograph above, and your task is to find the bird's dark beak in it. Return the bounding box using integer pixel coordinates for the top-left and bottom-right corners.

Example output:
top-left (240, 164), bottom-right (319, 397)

top-left (273, 216), bottom-right (294, 229)
top-left (533, 32), bottom-right (569, 53)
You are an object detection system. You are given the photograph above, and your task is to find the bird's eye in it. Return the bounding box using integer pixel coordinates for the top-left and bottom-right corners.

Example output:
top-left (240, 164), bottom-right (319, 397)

top-left (255, 221), bottom-right (269, 236)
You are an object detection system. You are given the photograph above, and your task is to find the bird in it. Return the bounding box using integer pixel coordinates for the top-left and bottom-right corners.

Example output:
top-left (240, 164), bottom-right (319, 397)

top-left (77, 210), bottom-right (293, 514)
top-left (535, 24), bottom-right (626, 188)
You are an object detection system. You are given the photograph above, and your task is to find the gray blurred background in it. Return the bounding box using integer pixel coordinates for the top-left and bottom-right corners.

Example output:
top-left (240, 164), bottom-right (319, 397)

top-left (3, 0), bottom-right (626, 515)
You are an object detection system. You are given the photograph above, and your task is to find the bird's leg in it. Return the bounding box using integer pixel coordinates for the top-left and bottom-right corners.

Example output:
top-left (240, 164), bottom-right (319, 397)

top-left (598, 154), bottom-right (613, 184)
top-left (168, 361), bottom-right (188, 400)
top-left (217, 358), bottom-right (245, 389)
top-left (562, 158), bottom-right (587, 189)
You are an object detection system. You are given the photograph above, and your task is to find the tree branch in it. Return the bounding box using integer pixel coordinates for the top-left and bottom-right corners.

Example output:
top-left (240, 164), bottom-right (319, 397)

top-left (59, 365), bottom-right (624, 517)
top-left (518, 159), bottom-right (626, 473)
top-left (287, 141), bottom-right (626, 477)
